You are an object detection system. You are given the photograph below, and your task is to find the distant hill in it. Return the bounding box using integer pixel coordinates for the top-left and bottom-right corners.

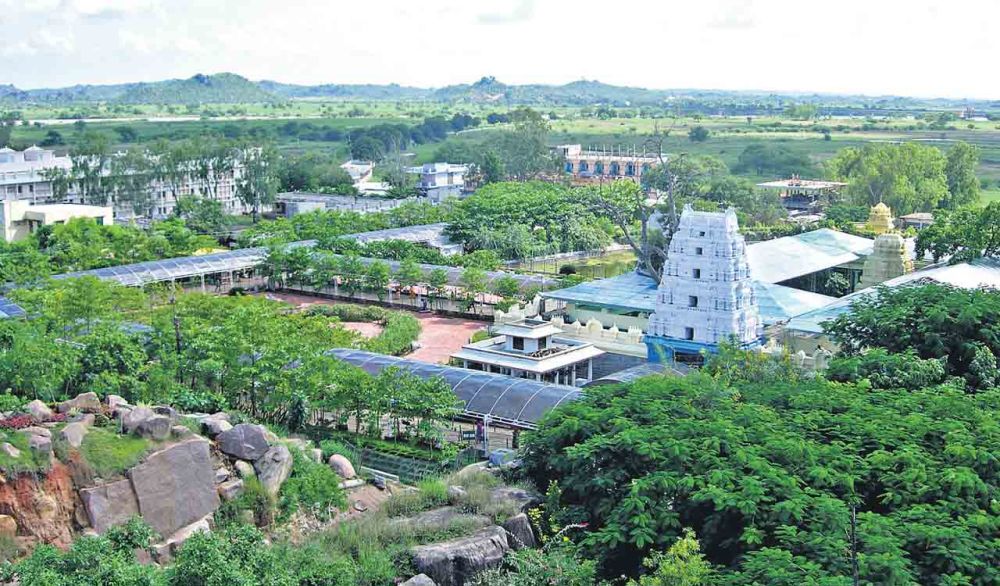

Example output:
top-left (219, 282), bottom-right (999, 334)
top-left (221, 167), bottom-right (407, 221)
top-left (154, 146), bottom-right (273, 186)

top-left (2, 73), bottom-right (280, 105)
top-left (1, 73), bottom-right (994, 112)
top-left (259, 80), bottom-right (430, 100)
top-left (117, 73), bottom-right (279, 104)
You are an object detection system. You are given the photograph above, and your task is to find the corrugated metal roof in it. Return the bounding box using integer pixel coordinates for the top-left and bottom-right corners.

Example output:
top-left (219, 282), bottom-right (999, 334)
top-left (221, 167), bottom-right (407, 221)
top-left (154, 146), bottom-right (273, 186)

top-left (746, 229), bottom-right (874, 284)
top-left (541, 271), bottom-right (835, 326)
top-left (783, 257), bottom-right (1000, 335)
top-left (327, 348), bottom-right (581, 429)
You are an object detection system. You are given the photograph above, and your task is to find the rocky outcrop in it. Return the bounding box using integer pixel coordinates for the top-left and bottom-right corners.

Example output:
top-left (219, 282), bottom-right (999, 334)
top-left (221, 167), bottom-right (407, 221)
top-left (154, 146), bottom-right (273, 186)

top-left (328, 454), bottom-right (356, 479)
top-left (217, 479), bottom-right (244, 501)
top-left (79, 478), bottom-right (140, 534)
top-left (390, 507), bottom-right (490, 534)
top-left (127, 439), bottom-right (220, 537)
top-left (201, 415), bottom-right (232, 438)
top-left (59, 422), bottom-right (90, 449)
top-left (410, 525), bottom-right (509, 586)
top-left (217, 424), bottom-right (270, 461)
top-left (57, 392), bottom-right (102, 414)
top-left (24, 400), bottom-right (52, 423)
top-left (123, 407), bottom-right (157, 434)
top-left (105, 395), bottom-right (130, 411)
top-left (490, 487), bottom-right (540, 512)
top-left (402, 574), bottom-right (437, 586)
top-left (234, 460), bottom-right (255, 478)
top-left (502, 513), bottom-right (537, 550)
top-left (0, 515), bottom-right (17, 539)
top-left (254, 445), bottom-right (292, 495)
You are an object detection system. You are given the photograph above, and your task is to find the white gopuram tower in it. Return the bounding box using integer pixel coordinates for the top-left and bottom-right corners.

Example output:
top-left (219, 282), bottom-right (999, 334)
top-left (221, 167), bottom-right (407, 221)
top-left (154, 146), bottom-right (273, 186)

top-left (645, 205), bottom-right (762, 363)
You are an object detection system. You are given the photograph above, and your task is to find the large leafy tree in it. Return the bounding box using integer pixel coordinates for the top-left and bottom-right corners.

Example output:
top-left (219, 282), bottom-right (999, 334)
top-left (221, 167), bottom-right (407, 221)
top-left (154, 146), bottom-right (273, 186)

top-left (523, 371), bottom-right (1000, 584)
top-left (827, 143), bottom-right (949, 214)
top-left (822, 284), bottom-right (1000, 390)
top-left (915, 202), bottom-right (1000, 263)
top-left (943, 142), bottom-right (982, 209)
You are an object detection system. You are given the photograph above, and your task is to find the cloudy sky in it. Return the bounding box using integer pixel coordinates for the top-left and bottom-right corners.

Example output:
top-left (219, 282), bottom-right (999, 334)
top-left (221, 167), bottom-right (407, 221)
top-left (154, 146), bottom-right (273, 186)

top-left (1, 0), bottom-right (997, 99)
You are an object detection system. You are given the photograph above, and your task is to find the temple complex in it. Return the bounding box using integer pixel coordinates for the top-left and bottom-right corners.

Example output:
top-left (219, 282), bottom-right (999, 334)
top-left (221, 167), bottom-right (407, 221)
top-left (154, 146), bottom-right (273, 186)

top-left (644, 205), bottom-right (763, 363)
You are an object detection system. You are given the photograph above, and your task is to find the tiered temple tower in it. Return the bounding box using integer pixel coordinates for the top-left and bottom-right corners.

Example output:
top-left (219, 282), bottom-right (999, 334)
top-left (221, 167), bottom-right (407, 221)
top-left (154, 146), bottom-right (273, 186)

top-left (645, 205), bottom-right (763, 363)
top-left (859, 232), bottom-right (913, 288)
top-left (866, 203), bottom-right (895, 235)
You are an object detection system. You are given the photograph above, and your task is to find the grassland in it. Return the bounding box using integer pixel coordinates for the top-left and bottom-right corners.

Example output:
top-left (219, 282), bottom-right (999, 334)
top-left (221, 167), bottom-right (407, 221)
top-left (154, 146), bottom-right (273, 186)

top-left (9, 101), bottom-right (1000, 186)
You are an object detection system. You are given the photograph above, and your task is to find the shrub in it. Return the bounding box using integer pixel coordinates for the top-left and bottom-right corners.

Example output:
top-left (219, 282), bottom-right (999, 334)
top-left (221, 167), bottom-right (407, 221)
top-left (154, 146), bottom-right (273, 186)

top-left (363, 311), bottom-right (421, 356)
top-left (0, 415), bottom-right (34, 430)
top-left (278, 450), bottom-right (347, 521)
top-left (382, 477), bottom-right (449, 517)
top-left (216, 477), bottom-right (276, 528)
top-left (319, 439), bottom-right (355, 461)
top-left (0, 392), bottom-right (24, 414)
top-left (306, 303), bottom-right (386, 322)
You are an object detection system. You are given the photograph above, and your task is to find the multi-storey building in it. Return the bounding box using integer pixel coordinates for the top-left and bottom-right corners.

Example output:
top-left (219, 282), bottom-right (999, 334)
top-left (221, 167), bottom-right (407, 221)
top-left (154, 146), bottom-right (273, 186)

top-left (407, 162), bottom-right (468, 202)
top-left (0, 146), bottom-right (249, 220)
top-left (645, 205), bottom-right (763, 363)
top-left (556, 144), bottom-right (660, 183)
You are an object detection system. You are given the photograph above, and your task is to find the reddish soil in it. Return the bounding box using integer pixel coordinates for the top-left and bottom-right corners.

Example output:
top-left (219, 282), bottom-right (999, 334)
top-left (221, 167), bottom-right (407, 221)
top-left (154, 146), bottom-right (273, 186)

top-left (263, 292), bottom-right (486, 365)
top-left (341, 322), bottom-right (383, 338)
top-left (408, 313), bottom-right (485, 364)
top-left (0, 461), bottom-right (78, 549)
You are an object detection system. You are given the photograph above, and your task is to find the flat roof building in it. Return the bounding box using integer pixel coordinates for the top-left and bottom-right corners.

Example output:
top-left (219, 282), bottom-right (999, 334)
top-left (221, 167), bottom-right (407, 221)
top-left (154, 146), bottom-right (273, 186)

top-left (451, 318), bottom-right (604, 385)
top-left (556, 144), bottom-right (660, 184)
top-left (756, 177), bottom-right (848, 213)
top-left (0, 200), bottom-right (113, 242)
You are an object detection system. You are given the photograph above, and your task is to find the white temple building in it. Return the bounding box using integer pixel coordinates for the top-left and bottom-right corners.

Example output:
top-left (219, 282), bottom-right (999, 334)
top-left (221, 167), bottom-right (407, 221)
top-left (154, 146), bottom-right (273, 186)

top-left (645, 205), bottom-right (763, 363)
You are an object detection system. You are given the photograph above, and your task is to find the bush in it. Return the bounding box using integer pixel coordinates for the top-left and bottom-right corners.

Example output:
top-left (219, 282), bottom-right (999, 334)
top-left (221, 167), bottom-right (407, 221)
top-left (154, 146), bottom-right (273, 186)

top-left (319, 439), bottom-right (355, 461)
top-left (306, 303), bottom-right (386, 322)
top-left (0, 392), bottom-right (24, 414)
top-left (382, 478), bottom-right (449, 517)
top-left (216, 477), bottom-right (276, 528)
top-left (278, 449), bottom-right (347, 521)
top-left (363, 312), bottom-right (421, 356)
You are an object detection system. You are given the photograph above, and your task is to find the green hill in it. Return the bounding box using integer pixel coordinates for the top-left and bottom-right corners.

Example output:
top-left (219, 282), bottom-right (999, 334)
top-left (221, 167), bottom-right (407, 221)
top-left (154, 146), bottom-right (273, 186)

top-left (117, 73), bottom-right (279, 104)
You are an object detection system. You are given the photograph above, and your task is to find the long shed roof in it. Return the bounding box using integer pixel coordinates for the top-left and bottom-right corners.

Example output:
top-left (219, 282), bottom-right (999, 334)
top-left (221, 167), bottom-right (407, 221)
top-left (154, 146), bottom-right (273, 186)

top-left (327, 348), bottom-right (581, 429)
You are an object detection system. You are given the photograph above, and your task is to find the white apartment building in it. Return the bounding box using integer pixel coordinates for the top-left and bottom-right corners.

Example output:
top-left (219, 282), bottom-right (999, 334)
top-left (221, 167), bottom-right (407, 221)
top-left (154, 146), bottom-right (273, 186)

top-left (407, 162), bottom-right (467, 202)
top-left (0, 146), bottom-right (249, 220)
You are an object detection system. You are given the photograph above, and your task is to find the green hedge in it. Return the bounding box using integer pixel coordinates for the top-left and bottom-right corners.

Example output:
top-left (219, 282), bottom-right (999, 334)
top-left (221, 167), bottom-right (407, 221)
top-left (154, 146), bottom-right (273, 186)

top-left (363, 312), bottom-right (421, 356)
top-left (305, 303), bottom-right (387, 322)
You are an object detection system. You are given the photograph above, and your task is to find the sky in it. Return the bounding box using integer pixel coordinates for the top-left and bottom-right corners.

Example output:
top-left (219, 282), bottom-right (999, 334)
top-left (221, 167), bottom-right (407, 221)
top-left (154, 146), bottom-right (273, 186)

top-left (1, 0), bottom-right (997, 100)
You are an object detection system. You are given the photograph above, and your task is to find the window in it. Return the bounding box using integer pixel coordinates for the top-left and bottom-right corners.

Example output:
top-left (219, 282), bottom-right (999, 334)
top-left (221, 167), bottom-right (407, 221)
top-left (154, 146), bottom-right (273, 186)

top-left (538, 337), bottom-right (547, 350)
top-left (695, 247), bottom-right (703, 255)
top-left (688, 296), bottom-right (699, 308)
top-left (685, 327), bottom-right (695, 340)
top-left (692, 268), bottom-right (701, 279)
top-left (698, 231), bottom-right (706, 237)
top-left (513, 337), bottom-right (524, 351)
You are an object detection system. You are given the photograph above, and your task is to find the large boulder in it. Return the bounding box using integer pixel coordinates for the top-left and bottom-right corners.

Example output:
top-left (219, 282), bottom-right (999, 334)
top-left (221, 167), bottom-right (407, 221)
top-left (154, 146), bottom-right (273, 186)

top-left (0, 443), bottom-right (21, 459)
top-left (390, 507), bottom-right (490, 534)
top-left (56, 392), bottom-right (102, 414)
top-left (201, 417), bottom-right (232, 438)
top-left (127, 439), bottom-right (220, 537)
top-left (234, 460), bottom-right (255, 478)
top-left (27, 433), bottom-right (52, 457)
top-left (135, 415), bottom-right (172, 441)
top-left (59, 422), bottom-right (90, 449)
top-left (25, 400), bottom-right (53, 423)
top-left (216, 424), bottom-right (270, 461)
top-left (402, 575), bottom-right (437, 586)
top-left (122, 407), bottom-right (156, 434)
top-left (410, 526), bottom-right (509, 586)
top-left (327, 454), bottom-right (356, 479)
top-left (217, 479), bottom-right (244, 501)
top-left (502, 513), bottom-right (537, 550)
top-left (105, 395), bottom-right (130, 411)
top-left (79, 478), bottom-right (140, 534)
top-left (490, 487), bottom-right (541, 513)
top-left (254, 445), bottom-right (292, 495)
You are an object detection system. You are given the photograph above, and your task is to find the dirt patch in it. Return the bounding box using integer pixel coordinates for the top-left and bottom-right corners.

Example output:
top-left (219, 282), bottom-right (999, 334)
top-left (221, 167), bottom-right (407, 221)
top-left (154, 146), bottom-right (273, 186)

top-left (409, 314), bottom-right (486, 364)
top-left (341, 322), bottom-right (384, 338)
top-left (0, 462), bottom-right (78, 549)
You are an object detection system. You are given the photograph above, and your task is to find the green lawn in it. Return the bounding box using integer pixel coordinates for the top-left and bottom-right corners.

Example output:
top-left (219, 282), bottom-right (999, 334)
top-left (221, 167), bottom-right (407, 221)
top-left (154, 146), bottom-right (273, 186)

top-left (79, 427), bottom-right (151, 477)
top-left (979, 188), bottom-right (1000, 207)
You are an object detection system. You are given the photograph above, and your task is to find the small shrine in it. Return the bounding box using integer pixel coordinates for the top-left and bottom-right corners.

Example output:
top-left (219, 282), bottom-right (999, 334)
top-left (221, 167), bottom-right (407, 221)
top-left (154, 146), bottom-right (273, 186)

top-left (866, 202), bottom-right (895, 235)
top-left (859, 232), bottom-right (913, 288)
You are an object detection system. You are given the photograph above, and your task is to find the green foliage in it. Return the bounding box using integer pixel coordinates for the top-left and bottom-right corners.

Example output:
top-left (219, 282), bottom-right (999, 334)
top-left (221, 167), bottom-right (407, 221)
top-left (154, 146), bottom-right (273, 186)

top-left (0, 428), bottom-right (47, 474)
top-left (6, 517), bottom-right (162, 586)
top-left (733, 142), bottom-right (815, 177)
top-left (915, 202), bottom-right (1000, 263)
top-left (216, 476), bottom-right (277, 529)
top-left (687, 125), bottom-right (710, 142)
top-left (471, 545), bottom-right (598, 586)
top-left (631, 529), bottom-right (714, 586)
top-left (305, 302), bottom-right (386, 322)
top-left (827, 142), bottom-right (950, 214)
top-left (523, 372), bottom-right (1000, 583)
top-left (826, 349), bottom-right (948, 390)
top-left (823, 284), bottom-right (1000, 389)
top-left (363, 311), bottom-right (421, 356)
top-left (446, 181), bottom-right (613, 259)
top-left (278, 449), bottom-right (347, 521)
top-left (79, 428), bottom-right (151, 477)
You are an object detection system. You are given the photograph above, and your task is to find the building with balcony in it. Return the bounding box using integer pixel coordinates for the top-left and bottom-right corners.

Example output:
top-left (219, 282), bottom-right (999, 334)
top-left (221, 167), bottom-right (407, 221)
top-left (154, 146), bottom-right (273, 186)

top-left (407, 162), bottom-right (467, 202)
top-left (556, 144), bottom-right (660, 183)
top-left (755, 176), bottom-right (848, 214)
top-left (0, 146), bottom-right (250, 220)
top-left (451, 318), bottom-right (604, 386)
